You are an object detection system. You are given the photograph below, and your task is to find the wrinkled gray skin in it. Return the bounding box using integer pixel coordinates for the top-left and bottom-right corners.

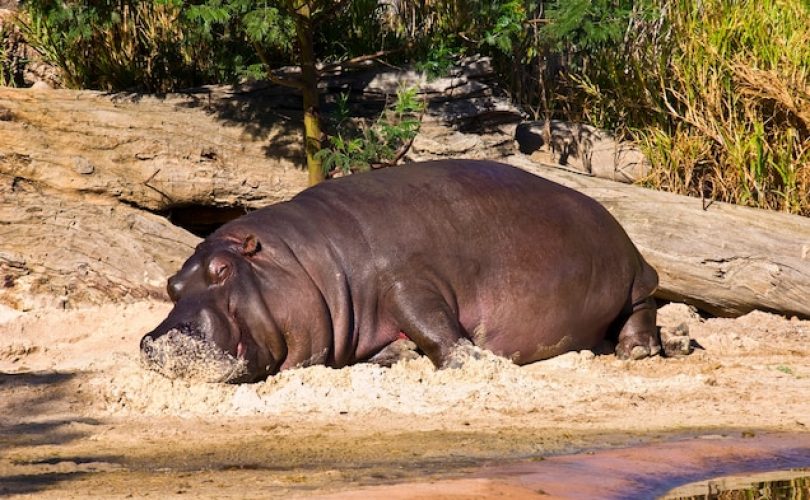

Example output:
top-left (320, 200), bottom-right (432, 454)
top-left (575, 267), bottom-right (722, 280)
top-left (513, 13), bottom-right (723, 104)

top-left (141, 160), bottom-right (660, 383)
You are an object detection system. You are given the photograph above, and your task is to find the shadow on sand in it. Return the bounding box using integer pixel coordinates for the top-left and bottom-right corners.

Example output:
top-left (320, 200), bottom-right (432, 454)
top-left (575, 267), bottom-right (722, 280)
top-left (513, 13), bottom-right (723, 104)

top-left (0, 371), bottom-right (118, 496)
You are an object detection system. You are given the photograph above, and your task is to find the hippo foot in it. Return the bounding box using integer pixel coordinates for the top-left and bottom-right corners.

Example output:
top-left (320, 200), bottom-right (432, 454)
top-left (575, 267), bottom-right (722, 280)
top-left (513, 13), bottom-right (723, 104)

top-left (660, 323), bottom-right (693, 357)
top-left (441, 339), bottom-right (487, 369)
top-left (368, 339), bottom-right (421, 367)
top-left (614, 296), bottom-right (661, 361)
top-left (615, 337), bottom-right (661, 360)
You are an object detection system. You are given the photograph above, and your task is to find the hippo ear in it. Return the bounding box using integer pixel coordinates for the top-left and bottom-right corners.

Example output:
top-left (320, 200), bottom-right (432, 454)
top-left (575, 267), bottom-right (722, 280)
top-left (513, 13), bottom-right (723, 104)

top-left (240, 234), bottom-right (261, 257)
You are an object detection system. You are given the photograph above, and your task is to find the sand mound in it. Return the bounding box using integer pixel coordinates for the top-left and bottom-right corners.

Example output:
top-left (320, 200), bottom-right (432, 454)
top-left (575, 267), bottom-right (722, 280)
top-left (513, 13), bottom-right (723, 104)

top-left (98, 343), bottom-right (530, 417)
top-left (97, 340), bottom-right (706, 419)
top-left (4, 300), bottom-right (808, 432)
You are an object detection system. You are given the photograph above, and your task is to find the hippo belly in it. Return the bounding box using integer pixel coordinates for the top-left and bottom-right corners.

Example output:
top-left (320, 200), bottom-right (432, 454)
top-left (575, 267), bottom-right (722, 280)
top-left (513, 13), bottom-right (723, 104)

top-left (141, 160), bottom-right (660, 382)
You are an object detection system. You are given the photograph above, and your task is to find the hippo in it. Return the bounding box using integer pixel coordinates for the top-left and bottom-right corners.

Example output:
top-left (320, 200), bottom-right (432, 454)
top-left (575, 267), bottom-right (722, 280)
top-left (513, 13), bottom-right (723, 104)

top-left (141, 160), bottom-right (662, 383)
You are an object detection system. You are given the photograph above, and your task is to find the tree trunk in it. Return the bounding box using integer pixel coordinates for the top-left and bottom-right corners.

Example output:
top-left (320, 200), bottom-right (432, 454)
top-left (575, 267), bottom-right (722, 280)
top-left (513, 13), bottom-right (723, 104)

top-left (509, 156), bottom-right (810, 319)
top-left (295, 6), bottom-right (324, 186)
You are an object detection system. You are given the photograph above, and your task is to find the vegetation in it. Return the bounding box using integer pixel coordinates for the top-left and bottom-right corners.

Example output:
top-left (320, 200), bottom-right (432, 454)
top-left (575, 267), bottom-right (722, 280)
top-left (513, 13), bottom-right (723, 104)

top-left (0, 15), bottom-right (21, 87)
top-left (510, 0), bottom-right (810, 215)
top-left (316, 87), bottom-right (424, 175)
top-left (0, 22), bottom-right (9, 86)
top-left (639, 0), bottom-right (810, 215)
top-left (17, 1), bottom-right (222, 91)
top-left (6, 0), bottom-right (810, 214)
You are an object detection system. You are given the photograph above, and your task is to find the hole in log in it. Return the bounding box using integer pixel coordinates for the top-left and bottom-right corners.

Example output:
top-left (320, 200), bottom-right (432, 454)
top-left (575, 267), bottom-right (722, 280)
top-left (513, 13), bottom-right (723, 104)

top-left (163, 205), bottom-right (250, 238)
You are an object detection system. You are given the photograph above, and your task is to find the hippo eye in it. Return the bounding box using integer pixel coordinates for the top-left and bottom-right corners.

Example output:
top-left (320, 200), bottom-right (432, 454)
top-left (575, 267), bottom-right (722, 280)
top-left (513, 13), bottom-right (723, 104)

top-left (207, 257), bottom-right (232, 285)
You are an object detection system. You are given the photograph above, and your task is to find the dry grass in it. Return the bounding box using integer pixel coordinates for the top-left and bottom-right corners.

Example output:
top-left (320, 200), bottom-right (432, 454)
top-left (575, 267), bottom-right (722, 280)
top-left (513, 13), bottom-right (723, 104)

top-left (640, 0), bottom-right (810, 215)
top-left (18, 2), bottom-right (208, 92)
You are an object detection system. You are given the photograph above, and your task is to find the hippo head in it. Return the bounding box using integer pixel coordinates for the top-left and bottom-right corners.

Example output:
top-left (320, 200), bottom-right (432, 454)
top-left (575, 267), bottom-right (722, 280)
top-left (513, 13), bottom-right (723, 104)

top-left (140, 234), bottom-right (286, 383)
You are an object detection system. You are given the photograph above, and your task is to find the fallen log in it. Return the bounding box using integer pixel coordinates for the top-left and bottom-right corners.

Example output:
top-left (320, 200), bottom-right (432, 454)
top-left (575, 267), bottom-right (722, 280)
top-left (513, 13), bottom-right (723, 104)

top-left (0, 86), bottom-right (309, 212)
top-left (0, 61), bottom-right (521, 214)
top-left (0, 177), bottom-right (201, 310)
top-left (2, 84), bottom-right (808, 318)
top-left (508, 155), bottom-right (810, 318)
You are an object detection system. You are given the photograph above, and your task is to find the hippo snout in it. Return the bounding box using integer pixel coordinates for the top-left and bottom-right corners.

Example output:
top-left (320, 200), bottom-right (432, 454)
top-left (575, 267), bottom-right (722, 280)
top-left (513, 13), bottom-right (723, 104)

top-left (139, 327), bottom-right (249, 383)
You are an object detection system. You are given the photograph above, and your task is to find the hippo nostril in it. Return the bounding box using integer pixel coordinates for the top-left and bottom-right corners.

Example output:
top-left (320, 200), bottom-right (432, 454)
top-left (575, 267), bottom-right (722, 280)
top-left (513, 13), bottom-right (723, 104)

top-left (139, 335), bottom-right (153, 351)
top-left (175, 322), bottom-right (206, 341)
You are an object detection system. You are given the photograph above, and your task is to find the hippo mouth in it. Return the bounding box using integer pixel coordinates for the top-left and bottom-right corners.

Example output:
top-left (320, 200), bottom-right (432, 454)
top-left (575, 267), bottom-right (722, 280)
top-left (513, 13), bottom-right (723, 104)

top-left (140, 328), bottom-right (249, 383)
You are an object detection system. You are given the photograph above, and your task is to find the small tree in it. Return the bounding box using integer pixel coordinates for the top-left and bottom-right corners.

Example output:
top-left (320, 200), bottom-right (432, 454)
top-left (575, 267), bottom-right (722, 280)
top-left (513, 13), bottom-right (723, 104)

top-left (190, 0), bottom-right (394, 185)
top-left (187, 0), bottom-right (338, 185)
top-left (16, 0), bottom-right (540, 187)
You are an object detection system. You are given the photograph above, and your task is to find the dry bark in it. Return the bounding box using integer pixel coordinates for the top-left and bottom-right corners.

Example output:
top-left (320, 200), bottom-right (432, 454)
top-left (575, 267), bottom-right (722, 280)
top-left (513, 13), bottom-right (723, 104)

top-left (0, 86), bottom-right (309, 212)
top-left (509, 155), bottom-right (810, 318)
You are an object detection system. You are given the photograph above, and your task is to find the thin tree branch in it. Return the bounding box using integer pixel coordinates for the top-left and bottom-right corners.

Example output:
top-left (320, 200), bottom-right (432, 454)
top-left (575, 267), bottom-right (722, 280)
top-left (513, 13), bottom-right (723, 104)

top-left (372, 99), bottom-right (427, 169)
top-left (252, 41), bottom-right (305, 90)
top-left (319, 49), bottom-right (403, 74)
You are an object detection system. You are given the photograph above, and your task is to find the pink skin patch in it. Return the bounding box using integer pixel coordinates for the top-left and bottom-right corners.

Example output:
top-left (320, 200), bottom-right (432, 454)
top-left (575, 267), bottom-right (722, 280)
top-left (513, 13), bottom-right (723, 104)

top-left (397, 331), bottom-right (410, 341)
top-left (237, 341), bottom-right (246, 359)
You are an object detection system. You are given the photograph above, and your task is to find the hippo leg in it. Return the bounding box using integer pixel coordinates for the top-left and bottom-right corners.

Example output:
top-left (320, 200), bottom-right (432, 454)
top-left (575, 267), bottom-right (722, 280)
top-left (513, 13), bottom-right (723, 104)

top-left (386, 284), bottom-right (464, 369)
top-left (614, 296), bottom-right (662, 360)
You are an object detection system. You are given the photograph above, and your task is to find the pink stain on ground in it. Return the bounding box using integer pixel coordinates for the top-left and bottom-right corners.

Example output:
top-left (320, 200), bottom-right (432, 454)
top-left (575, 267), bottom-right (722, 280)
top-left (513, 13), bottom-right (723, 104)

top-left (318, 433), bottom-right (810, 499)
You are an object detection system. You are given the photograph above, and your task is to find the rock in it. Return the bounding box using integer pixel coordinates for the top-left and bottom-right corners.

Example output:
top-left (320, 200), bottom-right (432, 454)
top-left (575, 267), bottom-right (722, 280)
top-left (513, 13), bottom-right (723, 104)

top-left (408, 123), bottom-right (516, 162)
top-left (320, 56), bottom-right (523, 162)
top-left (410, 126), bottom-right (480, 156)
top-left (516, 120), bottom-right (650, 183)
top-left (74, 156), bottom-right (95, 175)
top-left (660, 324), bottom-right (693, 357)
top-left (30, 80), bottom-right (53, 90)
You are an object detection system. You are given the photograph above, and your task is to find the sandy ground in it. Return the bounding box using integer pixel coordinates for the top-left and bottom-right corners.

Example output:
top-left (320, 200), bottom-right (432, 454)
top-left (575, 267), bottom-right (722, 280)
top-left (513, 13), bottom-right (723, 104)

top-left (1, 300), bottom-right (810, 498)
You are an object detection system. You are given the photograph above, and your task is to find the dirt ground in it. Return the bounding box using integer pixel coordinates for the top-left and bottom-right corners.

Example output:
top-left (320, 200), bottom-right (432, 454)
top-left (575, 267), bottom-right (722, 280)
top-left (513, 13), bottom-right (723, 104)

top-left (1, 300), bottom-right (809, 498)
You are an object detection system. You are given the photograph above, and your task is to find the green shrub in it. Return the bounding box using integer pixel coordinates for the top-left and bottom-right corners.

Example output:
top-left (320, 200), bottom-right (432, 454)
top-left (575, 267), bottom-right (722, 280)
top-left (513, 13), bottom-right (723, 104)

top-left (316, 87), bottom-right (424, 175)
top-left (17, 0), bottom-right (271, 92)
